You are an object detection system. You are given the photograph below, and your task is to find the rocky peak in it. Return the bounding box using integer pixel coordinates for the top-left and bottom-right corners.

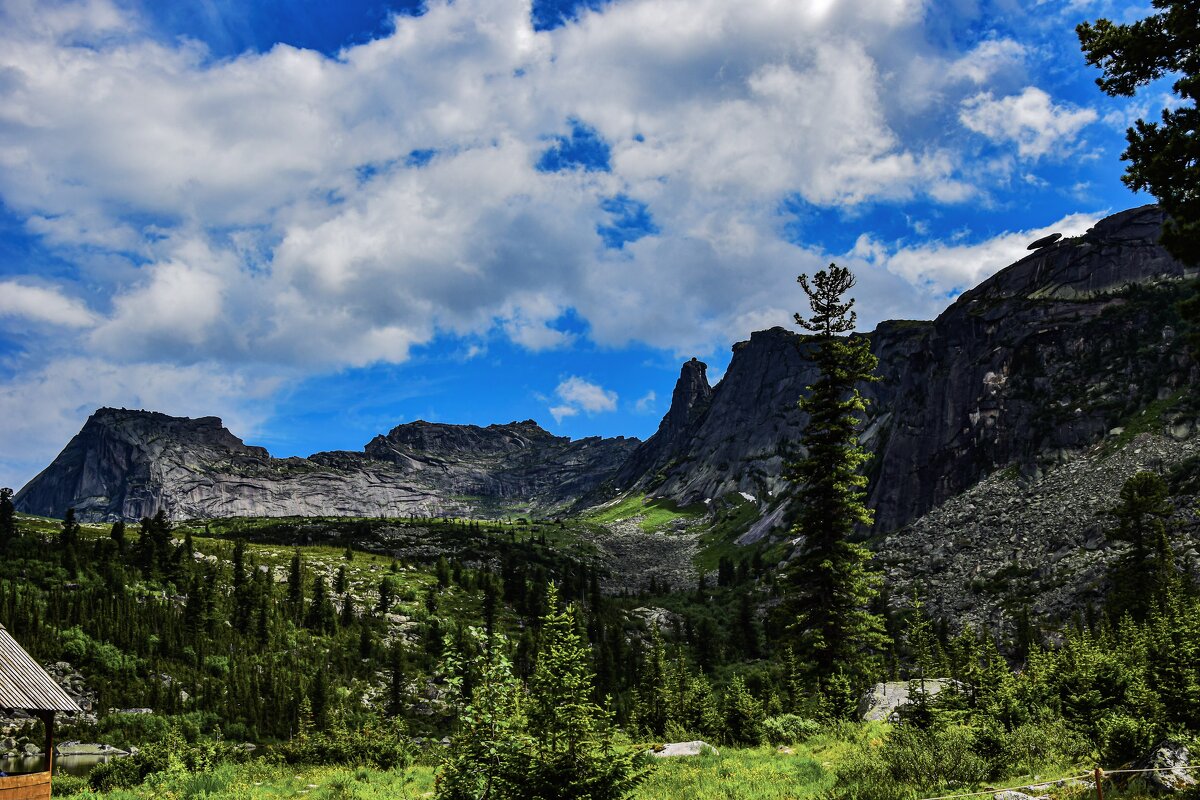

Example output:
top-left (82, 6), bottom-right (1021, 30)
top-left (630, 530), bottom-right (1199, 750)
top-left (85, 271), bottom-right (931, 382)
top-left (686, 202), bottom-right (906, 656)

top-left (666, 359), bottom-right (713, 432)
top-left (956, 205), bottom-right (1187, 306)
top-left (610, 358), bottom-right (714, 488)
top-left (83, 407), bottom-right (263, 455)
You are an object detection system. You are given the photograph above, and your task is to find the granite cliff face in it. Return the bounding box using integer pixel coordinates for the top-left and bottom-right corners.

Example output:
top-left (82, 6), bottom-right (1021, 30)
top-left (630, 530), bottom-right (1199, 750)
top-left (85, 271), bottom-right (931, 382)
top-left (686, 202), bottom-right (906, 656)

top-left (14, 411), bottom-right (639, 521)
top-left (616, 205), bottom-right (1199, 538)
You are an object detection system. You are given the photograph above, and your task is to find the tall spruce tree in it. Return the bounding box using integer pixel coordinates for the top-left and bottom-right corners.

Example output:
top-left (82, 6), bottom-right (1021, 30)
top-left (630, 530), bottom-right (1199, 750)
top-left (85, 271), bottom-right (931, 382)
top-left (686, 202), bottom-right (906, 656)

top-left (782, 263), bottom-right (886, 697)
top-left (60, 507), bottom-right (81, 578)
top-left (109, 520), bottom-right (126, 555)
top-left (1107, 471), bottom-right (1176, 620)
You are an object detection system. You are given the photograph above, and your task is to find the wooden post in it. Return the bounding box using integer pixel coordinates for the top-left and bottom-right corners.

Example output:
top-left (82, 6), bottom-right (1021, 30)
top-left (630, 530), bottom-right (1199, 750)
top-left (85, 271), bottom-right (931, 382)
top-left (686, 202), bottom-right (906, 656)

top-left (1094, 766), bottom-right (1105, 800)
top-left (37, 712), bottom-right (54, 776)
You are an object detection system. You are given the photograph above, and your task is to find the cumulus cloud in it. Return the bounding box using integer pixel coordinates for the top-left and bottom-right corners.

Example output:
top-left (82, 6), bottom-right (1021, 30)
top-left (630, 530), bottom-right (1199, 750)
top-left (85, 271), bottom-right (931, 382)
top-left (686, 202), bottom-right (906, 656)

top-left (0, 280), bottom-right (98, 328)
top-left (549, 376), bottom-right (617, 422)
top-left (959, 87), bottom-right (1099, 159)
top-left (0, 0), bottom-right (999, 368)
top-left (0, 0), bottom-right (1115, 485)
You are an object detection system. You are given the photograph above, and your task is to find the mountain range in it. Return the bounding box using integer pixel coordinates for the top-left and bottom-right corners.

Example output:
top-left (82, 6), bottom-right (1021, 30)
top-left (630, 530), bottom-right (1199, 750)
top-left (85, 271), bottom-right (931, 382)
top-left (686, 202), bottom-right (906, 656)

top-left (15, 205), bottom-right (1199, 558)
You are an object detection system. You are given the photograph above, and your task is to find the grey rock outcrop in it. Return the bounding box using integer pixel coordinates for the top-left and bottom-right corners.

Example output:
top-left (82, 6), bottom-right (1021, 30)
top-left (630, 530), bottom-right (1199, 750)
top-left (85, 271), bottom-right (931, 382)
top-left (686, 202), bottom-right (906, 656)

top-left (616, 205), bottom-right (1198, 537)
top-left (649, 741), bottom-right (717, 758)
top-left (16, 413), bottom-right (639, 522)
top-left (857, 680), bottom-right (956, 722)
top-left (1131, 739), bottom-right (1195, 792)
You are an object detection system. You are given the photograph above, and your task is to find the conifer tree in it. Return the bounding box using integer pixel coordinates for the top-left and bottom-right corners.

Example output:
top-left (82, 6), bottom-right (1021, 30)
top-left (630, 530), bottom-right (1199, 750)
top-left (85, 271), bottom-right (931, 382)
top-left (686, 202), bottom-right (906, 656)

top-left (387, 641), bottom-right (407, 718)
top-left (60, 507), bottom-right (81, 578)
top-left (435, 627), bottom-right (526, 800)
top-left (1078, 3), bottom-right (1200, 355)
top-left (782, 263), bottom-right (886, 696)
top-left (305, 576), bottom-right (335, 633)
top-left (721, 675), bottom-right (764, 745)
top-left (1107, 471), bottom-right (1175, 620)
top-left (378, 576), bottom-right (396, 614)
top-left (110, 520), bottom-right (126, 555)
top-left (0, 487), bottom-right (15, 551)
top-left (287, 550), bottom-right (304, 612)
top-left (524, 583), bottom-right (647, 800)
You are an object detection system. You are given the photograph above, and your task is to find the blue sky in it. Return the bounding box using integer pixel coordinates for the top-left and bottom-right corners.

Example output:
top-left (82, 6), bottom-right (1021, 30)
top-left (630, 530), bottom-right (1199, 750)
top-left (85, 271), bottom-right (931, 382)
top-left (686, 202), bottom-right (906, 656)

top-left (0, 0), bottom-right (1172, 489)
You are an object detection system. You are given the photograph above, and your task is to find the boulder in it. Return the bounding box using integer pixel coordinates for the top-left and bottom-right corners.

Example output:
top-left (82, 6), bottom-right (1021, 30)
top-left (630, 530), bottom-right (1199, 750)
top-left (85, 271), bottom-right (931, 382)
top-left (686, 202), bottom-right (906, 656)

top-left (857, 680), bottom-right (954, 722)
top-left (993, 792), bottom-right (1048, 800)
top-left (22, 743), bottom-right (41, 756)
top-left (649, 741), bottom-right (717, 758)
top-left (1131, 739), bottom-right (1195, 792)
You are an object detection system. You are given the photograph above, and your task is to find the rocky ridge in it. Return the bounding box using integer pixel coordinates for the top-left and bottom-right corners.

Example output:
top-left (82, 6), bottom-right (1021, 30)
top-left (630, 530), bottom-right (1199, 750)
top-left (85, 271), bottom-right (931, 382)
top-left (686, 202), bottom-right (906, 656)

top-left (616, 205), bottom-right (1199, 537)
top-left (15, 413), bottom-right (639, 522)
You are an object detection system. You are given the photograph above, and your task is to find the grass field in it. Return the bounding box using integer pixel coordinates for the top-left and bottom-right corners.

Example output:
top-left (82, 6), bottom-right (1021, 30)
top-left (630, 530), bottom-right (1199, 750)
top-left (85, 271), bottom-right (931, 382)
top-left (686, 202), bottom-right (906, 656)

top-left (54, 751), bottom-right (1164, 800)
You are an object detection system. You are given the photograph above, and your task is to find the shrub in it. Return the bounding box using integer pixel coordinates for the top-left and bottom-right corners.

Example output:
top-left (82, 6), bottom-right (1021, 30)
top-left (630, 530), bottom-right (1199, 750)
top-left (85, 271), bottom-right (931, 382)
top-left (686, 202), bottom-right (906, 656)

top-left (49, 774), bottom-right (88, 797)
top-left (86, 726), bottom-right (246, 792)
top-left (762, 714), bottom-right (821, 745)
top-left (1099, 713), bottom-right (1154, 766)
top-left (834, 725), bottom-right (990, 800)
top-left (274, 718), bottom-right (411, 770)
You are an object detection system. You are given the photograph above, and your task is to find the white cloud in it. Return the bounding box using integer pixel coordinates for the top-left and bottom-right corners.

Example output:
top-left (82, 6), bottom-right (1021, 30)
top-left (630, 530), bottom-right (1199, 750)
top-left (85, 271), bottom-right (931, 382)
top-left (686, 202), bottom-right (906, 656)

top-left (556, 376), bottom-right (618, 413)
top-left (947, 39), bottom-right (1027, 85)
top-left (0, 0), bottom-right (975, 368)
top-left (0, 0), bottom-right (1121, 485)
top-left (959, 87), bottom-right (1099, 159)
top-left (549, 376), bottom-right (618, 422)
top-left (854, 212), bottom-right (1101, 297)
top-left (549, 404), bottom-right (579, 423)
top-left (634, 390), bottom-right (657, 414)
top-left (0, 280), bottom-right (97, 327)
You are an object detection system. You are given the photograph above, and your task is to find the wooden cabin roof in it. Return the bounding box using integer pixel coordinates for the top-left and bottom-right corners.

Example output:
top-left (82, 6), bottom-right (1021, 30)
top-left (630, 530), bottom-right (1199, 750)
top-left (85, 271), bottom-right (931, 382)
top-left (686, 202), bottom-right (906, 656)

top-left (0, 625), bottom-right (80, 714)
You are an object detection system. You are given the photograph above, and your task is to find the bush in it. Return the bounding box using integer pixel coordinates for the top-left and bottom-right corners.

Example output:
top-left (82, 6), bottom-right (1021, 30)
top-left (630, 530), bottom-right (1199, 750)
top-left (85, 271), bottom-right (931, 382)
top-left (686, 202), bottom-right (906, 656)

top-left (50, 774), bottom-right (88, 797)
top-left (762, 714), bottom-right (821, 745)
top-left (274, 719), bottom-right (411, 770)
top-left (96, 712), bottom-right (172, 750)
top-left (834, 725), bottom-right (990, 800)
top-left (1003, 719), bottom-right (1091, 778)
top-left (59, 626), bottom-right (133, 677)
top-left (86, 727), bottom-right (246, 792)
top-left (1099, 713), bottom-right (1154, 766)
top-left (88, 743), bottom-right (169, 791)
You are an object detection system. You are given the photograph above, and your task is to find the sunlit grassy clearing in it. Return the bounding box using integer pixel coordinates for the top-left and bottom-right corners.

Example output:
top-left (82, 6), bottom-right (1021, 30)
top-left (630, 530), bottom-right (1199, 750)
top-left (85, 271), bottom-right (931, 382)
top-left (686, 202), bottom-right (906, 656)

top-left (584, 494), bottom-right (703, 533)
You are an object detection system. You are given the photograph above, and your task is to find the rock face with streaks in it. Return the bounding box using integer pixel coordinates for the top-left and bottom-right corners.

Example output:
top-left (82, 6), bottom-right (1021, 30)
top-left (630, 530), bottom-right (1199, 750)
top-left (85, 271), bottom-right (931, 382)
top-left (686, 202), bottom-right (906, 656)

top-left (14, 411), bottom-right (639, 522)
top-left (615, 205), bottom-right (1199, 539)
